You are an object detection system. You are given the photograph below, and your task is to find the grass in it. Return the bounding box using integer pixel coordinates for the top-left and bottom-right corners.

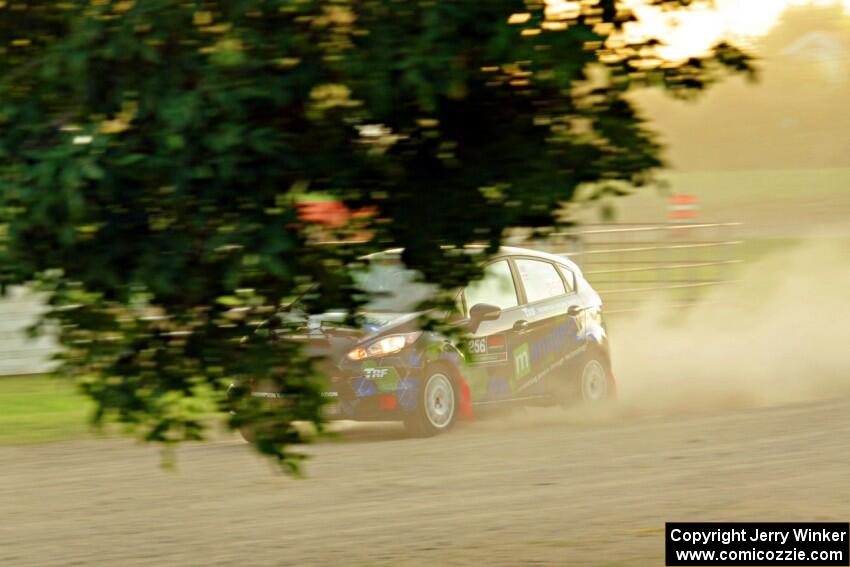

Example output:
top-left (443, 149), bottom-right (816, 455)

top-left (0, 375), bottom-right (96, 445)
top-left (0, 374), bottom-right (229, 446)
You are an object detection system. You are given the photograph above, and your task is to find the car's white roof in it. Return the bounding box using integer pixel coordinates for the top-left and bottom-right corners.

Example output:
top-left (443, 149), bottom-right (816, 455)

top-left (366, 245), bottom-right (583, 276)
top-left (496, 246), bottom-right (582, 274)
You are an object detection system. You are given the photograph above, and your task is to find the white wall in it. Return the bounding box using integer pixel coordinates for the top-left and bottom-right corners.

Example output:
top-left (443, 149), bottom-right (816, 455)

top-left (0, 287), bottom-right (59, 375)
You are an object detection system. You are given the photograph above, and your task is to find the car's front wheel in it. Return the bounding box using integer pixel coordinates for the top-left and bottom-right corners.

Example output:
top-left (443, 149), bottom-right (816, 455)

top-left (404, 367), bottom-right (458, 437)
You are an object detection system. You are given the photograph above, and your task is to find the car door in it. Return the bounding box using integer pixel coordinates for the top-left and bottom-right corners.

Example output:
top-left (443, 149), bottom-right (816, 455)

top-left (510, 257), bottom-right (586, 396)
top-left (460, 259), bottom-right (528, 403)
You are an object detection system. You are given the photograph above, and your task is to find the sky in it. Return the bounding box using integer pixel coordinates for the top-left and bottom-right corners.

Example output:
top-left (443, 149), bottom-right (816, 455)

top-left (621, 0), bottom-right (850, 60)
top-left (622, 0), bottom-right (850, 171)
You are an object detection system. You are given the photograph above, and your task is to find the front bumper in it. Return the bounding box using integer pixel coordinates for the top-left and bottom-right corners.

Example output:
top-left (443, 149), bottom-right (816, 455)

top-left (229, 354), bottom-right (427, 422)
top-left (318, 357), bottom-right (426, 420)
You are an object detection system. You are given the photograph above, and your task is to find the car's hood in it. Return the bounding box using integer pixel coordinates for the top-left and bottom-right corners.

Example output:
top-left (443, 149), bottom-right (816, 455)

top-left (300, 310), bottom-right (417, 334)
top-left (276, 310), bottom-right (421, 364)
top-left (280, 309), bottom-right (421, 344)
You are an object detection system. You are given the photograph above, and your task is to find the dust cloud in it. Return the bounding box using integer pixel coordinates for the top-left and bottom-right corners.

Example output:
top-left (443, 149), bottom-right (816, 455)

top-left (611, 237), bottom-right (850, 416)
top-left (330, 237), bottom-right (850, 437)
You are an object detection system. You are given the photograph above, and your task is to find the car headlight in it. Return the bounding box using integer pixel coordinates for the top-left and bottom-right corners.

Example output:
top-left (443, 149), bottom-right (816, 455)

top-left (347, 332), bottom-right (421, 361)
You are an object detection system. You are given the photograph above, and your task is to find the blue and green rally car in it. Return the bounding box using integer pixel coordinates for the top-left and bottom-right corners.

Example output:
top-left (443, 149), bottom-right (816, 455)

top-left (231, 246), bottom-right (615, 437)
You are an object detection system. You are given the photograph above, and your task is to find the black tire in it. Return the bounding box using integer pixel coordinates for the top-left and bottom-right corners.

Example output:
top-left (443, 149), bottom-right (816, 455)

top-left (557, 350), bottom-right (612, 407)
top-left (404, 366), bottom-right (459, 437)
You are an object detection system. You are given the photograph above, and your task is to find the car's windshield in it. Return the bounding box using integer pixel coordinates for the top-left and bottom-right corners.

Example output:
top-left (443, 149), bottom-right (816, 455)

top-left (351, 257), bottom-right (437, 313)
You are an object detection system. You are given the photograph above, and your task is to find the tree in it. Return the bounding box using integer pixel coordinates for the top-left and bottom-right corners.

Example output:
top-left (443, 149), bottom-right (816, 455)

top-left (635, 2), bottom-right (849, 170)
top-left (0, 0), bottom-right (751, 472)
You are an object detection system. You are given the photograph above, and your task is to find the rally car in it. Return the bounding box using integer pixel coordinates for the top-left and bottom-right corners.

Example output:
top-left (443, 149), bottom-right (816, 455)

top-left (230, 246), bottom-right (615, 437)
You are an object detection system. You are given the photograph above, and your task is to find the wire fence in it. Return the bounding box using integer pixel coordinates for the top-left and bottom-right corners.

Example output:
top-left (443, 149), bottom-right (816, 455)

top-left (511, 222), bottom-right (744, 314)
top-left (0, 221), bottom-right (743, 376)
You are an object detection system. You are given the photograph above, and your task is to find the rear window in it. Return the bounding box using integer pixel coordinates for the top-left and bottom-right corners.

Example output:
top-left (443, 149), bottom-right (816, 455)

top-left (558, 265), bottom-right (576, 293)
top-left (515, 259), bottom-right (566, 302)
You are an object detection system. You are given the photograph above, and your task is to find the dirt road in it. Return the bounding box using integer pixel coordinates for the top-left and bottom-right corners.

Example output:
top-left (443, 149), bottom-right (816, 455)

top-left (2, 397), bottom-right (849, 567)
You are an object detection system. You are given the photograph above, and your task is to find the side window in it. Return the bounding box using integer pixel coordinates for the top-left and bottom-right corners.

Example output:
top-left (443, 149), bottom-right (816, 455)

top-left (516, 259), bottom-right (566, 303)
top-left (558, 265), bottom-right (576, 293)
top-left (464, 260), bottom-right (518, 313)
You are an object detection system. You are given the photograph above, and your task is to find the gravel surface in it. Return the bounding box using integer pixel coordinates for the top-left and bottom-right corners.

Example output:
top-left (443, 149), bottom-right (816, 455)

top-left (2, 398), bottom-right (849, 566)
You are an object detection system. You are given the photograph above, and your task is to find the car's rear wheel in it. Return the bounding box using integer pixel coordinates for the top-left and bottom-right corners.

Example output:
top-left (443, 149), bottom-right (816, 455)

top-left (580, 358), bottom-right (609, 403)
top-left (404, 368), bottom-right (458, 437)
top-left (557, 351), bottom-right (612, 407)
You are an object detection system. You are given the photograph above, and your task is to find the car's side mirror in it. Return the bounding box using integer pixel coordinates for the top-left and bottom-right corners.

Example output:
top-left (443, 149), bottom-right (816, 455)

top-left (470, 303), bottom-right (502, 322)
top-left (468, 303), bottom-right (502, 333)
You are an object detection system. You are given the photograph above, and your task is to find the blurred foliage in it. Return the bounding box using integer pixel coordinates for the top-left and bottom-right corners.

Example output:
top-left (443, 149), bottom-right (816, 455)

top-left (0, 0), bottom-right (751, 471)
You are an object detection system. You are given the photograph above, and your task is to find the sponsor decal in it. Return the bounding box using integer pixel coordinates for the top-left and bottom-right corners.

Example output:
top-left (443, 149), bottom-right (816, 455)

top-left (486, 377), bottom-right (511, 399)
top-left (354, 377), bottom-right (378, 397)
top-left (468, 334), bottom-right (508, 365)
top-left (251, 392), bottom-right (285, 399)
top-left (322, 403), bottom-right (341, 417)
top-left (511, 319), bottom-right (586, 392)
top-left (425, 343), bottom-right (443, 362)
top-left (360, 363), bottom-right (401, 393)
top-left (396, 378), bottom-right (420, 410)
top-left (515, 344), bottom-right (588, 394)
top-left (364, 367), bottom-right (390, 380)
top-left (468, 338), bottom-right (486, 355)
top-left (470, 352), bottom-right (508, 364)
top-left (530, 319), bottom-right (581, 367)
top-left (513, 343), bottom-right (531, 379)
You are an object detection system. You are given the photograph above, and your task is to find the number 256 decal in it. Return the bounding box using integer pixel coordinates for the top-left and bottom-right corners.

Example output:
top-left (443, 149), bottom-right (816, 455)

top-left (467, 335), bottom-right (508, 365)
